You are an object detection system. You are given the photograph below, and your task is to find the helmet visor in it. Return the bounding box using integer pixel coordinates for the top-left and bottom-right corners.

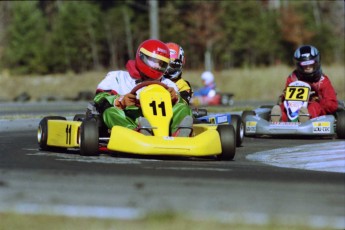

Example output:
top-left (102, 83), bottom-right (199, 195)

top-left (298, 59), bottom-right (317, 74)
top-left (300, 60), bottom-right (315, 66)
top-left (139, 48), bottom-right (169, 73)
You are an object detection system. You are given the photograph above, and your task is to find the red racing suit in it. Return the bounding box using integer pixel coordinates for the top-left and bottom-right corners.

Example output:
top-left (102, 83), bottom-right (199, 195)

top-left (278, 70), bottom-right (338, 121)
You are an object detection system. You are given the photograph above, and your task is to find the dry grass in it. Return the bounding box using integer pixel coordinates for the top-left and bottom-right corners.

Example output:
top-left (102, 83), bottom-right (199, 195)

top-left (184, 65), bottom-right (345, 101)
top-left (0, 212), bottom-right (325, 230)
top-left (0, 65), bottom-right (343, 102)
top-left (0, 70), bottom-right (107, 102)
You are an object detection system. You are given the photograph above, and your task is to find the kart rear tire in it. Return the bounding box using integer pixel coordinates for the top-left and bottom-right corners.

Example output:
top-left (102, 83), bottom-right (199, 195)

top-left (230, 115), bottom-right (244, 147)
top-left (336, 111), bottom-right (345, 139)
top-left (220, 94), bottom-right (234, 106)
top-left (216, 125), bottom-right (236, 161)
top-left (80, 119), bottom-right (99, 156)
top-left (192, 108), bottom-right (207, 118)
top-left (221, 94), bottom-right (228, 105)
top-left (38, 116), bottom-right (67, 151)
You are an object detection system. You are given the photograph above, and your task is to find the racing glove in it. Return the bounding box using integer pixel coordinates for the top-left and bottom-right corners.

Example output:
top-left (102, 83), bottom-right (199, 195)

top-left (310, 95), bottom-right (320, 102)
top-left (168, 87), bottom-right (179, 104)
top-left (115, 93), bottom-right (136, 109)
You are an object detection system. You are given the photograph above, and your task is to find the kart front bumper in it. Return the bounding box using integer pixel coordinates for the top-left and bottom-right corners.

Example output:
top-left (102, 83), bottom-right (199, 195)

top-left (107, 125), bottom-right (223, 157)
top-left (244, 115), bottom-right (335, 137)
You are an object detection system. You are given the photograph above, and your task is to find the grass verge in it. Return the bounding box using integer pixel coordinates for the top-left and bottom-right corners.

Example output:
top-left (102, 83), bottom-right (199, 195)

top-left (0, 65), bottom-right (343, 102)
top-left (0, 212), bottom-right (327, 230)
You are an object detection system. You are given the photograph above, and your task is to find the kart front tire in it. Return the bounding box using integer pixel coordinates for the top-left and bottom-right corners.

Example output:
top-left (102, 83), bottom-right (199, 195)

top-left (38, 116), bottom-right (67, 151)
top-left (216, 125), bottom-right (236, 161)
top-left (336, 111), bottom-right (345, 139)
top-left (80, 119), bottom-right (99, 156)
top-left (230, 115), bottom-right (244, 147)
top-left (241, 110), bottom-right (255, 121)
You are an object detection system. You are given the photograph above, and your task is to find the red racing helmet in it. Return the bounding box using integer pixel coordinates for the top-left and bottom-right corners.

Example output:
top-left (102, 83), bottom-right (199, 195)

top-left (135, 39), bottom-right (170, 80)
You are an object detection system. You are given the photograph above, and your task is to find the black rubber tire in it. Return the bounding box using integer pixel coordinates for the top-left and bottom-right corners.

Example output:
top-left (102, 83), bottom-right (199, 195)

top-left (192, 108), bottom-right (208, 118)
top-left (230, 115), bottom-right (244, 147)
top-left (37, 116), bottom-right (66, 151)
top-left (241, 110), bottom-right (255, 121)
top-left (241, 110), bottom-right (256, 137)
top-left (216, 125), bottom-right (236, 161)
top-left (221, 94), bottom-right (229, 106)
top-left (221, 94), bottom-right (234, 106)
top-left (79, 119), bottom-right (99, 156)
top-left (73, 114), bottom-right (86, 121)
top-left (336, 111), bottom-right (345, 139)
top-left (336, 100), bottom-right (345, 112)
top-left (228, 98), bottom-right (234, 106)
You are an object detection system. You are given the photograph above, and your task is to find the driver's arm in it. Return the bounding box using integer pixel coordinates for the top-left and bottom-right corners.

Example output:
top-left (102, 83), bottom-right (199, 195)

top-left (93, 92), bottom-right (117, 113)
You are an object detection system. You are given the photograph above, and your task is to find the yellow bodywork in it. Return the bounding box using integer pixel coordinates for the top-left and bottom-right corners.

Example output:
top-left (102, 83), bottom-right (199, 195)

top-left (44, 119), bottom-right (223, 157)
top-left (106, 84), bottom-right (222, 157)
top-left (46, 120), bottom-right (81, 148)
top-left (140, 84), bottom-right (173, 136)
top-left (43, 84), bottom-right (226, 157)
top-left (107, 124), bottom-right (222, 156)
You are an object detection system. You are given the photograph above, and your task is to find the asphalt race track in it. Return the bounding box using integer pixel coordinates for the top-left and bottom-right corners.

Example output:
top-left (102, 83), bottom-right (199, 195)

top-left (0, 102), bottom-right (344, 228)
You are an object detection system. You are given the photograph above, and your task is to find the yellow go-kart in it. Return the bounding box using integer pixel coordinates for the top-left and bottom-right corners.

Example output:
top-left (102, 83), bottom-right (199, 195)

top-left (37, 82), bottom-right (237, 160)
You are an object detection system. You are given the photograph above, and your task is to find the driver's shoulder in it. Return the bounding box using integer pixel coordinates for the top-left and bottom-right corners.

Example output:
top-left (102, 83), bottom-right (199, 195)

top-left (106, 70), bottom-right (130, 78)
top-left (161, 78), bottom-right (178, 89)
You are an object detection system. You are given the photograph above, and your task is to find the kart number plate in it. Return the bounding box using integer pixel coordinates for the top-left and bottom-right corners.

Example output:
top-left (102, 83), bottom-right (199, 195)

top-left (285, 86), bottom-right (310, 101)
top-left (246, 121), bottom-right (257, 133)
top-left (312, 122), bottom-right (331, 133)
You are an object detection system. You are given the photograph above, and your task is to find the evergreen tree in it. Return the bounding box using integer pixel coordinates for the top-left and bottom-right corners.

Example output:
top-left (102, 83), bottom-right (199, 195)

top-left (103, 4), bottom-right (133, 69)
top-left (0, 0), bottom-right (342, 74)
top-left (3, 1), bottom-right (47, 74)
top-left (219, 1), bottom-right (280, 68)
top-left (48, 1), bottom-right (103, 73)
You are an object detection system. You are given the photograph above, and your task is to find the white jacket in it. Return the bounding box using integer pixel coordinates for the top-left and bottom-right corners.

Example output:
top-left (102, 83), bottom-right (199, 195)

top-left (97, 70), bottom-right (179, 96)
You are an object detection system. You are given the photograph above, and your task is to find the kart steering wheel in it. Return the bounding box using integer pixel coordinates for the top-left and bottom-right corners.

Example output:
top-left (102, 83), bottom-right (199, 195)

top-left (130, 81), bottom-right (170, 107)
top-left (130, 81), bottom-right (169, 95)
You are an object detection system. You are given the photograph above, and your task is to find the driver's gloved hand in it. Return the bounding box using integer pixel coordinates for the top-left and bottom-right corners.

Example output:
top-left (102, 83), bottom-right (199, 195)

top-left (310, 95), bottom-right (320, 102)
top-left (117, 93), bottom-right (136, 108)
top-left (168, 87), bottom-right (179, 104)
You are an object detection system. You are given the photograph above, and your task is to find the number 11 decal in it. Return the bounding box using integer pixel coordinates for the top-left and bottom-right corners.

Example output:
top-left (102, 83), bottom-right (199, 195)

top-left (149, 100), bottom-right (166, 116)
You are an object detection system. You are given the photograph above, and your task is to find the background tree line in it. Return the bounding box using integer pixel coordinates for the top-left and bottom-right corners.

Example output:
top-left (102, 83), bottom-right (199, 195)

top-left (0, 0), bottom-right (343, 75)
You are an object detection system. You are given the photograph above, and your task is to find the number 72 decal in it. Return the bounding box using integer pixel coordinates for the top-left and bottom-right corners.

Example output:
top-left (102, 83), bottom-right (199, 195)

top-left (285, 86), bottom-right (310, 101)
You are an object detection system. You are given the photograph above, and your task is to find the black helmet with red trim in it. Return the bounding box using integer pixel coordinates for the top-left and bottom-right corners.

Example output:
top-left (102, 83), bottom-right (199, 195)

top-left (293, 45), bottom-right (322, 82)
top-left (164, 42), bottom-right (185, 80)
